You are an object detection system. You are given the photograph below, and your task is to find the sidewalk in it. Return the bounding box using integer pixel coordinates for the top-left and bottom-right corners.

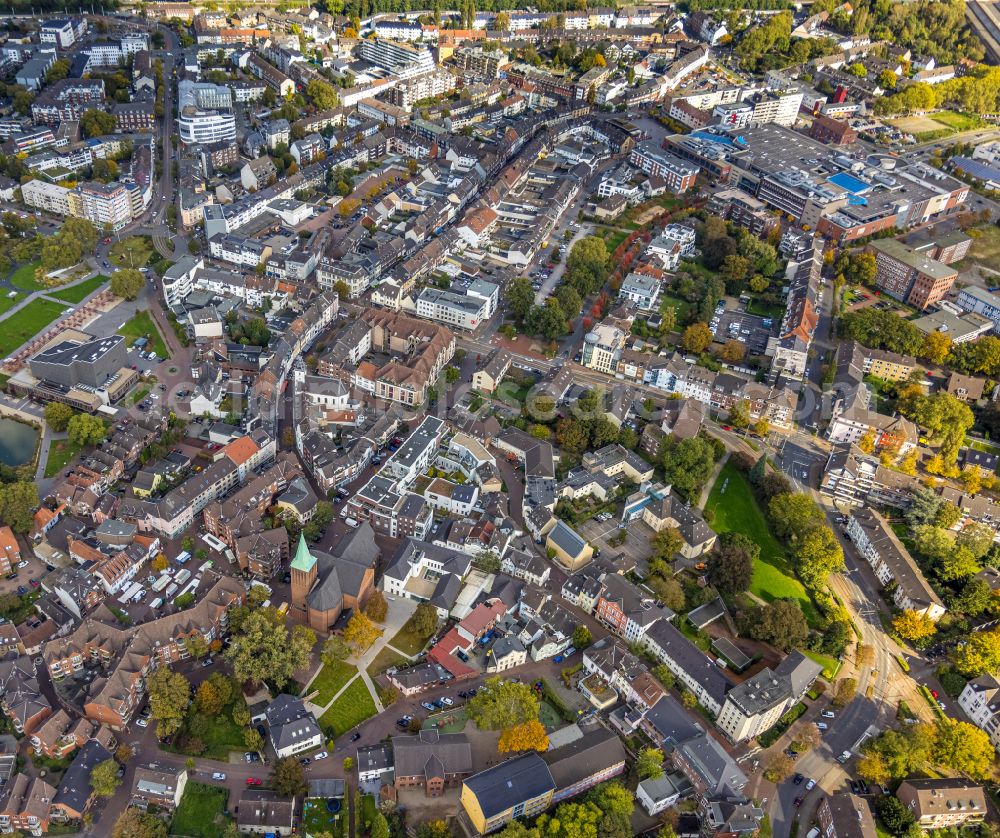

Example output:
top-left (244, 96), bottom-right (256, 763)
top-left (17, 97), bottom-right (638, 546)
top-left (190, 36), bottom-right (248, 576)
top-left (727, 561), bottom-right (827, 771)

top-left (301, 598), bottom-right (417, 718)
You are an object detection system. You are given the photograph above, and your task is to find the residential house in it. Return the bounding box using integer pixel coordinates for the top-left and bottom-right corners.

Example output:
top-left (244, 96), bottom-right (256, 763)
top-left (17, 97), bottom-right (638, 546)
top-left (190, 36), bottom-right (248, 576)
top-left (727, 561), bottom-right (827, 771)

top-left (265, 694), bottom-right (323, 759)
top-left (393, 730), bottom-right (473, 797)
top-left (896, 779), bottom-right (985, 830)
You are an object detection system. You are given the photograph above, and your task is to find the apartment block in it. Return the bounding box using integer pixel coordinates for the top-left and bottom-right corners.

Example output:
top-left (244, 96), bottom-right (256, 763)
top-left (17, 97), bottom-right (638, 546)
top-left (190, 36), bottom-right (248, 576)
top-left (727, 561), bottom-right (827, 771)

top-left (868, 239), bottom-right (957, 311)
top-left (629, 141), bottom-right (699, 193)
top-left (581, 323), bottom-right (626, 374)
top-left (845, 508), bottom-right (946, 621)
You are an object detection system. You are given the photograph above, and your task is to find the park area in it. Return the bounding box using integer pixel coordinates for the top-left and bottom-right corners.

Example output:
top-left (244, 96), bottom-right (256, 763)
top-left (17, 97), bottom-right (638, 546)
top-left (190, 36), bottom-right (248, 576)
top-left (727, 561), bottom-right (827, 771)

top-left (388, 612), bottom-right (437, 656)
top-left (170, 782), bottom-right (231, 838)
top-left (9, 260), bottom-right (45, 292)
top-left (704, 462), bottom-right (820, 626)
top-left (110, 236), bottom-right (155, 270)
top-left (118, 310), bottom-right (169, 359)
top-left (0, 299), bottom-right (67, 358)
top-left (318, 677), bottom-right (378, 737)
top-left (305, 659), bottom-right (357, 706)
top-left (44, 438), bottom-right (83, 478)
top-left (47, 275), bottom-right (109, 304)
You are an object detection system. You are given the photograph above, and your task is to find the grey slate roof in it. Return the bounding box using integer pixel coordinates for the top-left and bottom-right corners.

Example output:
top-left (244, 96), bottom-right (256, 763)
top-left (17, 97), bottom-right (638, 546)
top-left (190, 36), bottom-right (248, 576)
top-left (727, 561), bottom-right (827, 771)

top-left (463, 753), bottom-right (556, 819)
top-left (54, 740), bottom-right (113, 814)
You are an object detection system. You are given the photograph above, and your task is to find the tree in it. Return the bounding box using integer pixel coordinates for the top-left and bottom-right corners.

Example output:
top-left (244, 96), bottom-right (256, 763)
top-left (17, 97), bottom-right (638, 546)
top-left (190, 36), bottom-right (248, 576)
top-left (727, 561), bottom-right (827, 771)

top-left (572, 625), bottom-right (592, 650)
top-left (763, 751), bottom-right (794, 783)
top-left (110, 268), bottom-right (144, 300)
top-left (365, 590), bottom-right (388, 623)
top-left (494, 11), bottom-right (511, 30)
top-left (768, 492), bottom-right (824, 541)
top-left (152, 553), bottom-right (169, 573)
top-left (184, 634), bottom-right (209, 660)
top-left (858, 428), bottom-right (877, 454)
top-left (272, 756), bottom-right (308, 797)
top-left (371, 813), bottom-right (391, 838)
top-left (856, 751), bottom-right (890, 786)
top-left (933, 719), bottom-right (994, 778)
top-left (739, 599), bottom-right (809, 651)
top-left (416, 821), bottom-right (451, 838)
top-left (0, 482), bottom-right (38, 533)
top-left (343, 757), bottom-right (354, 771)
top-left (112, 808), bottom-right (168, 838)
top-left (44, 401), bottom-right (74, 432)
top-left (445, 366), bottom-right (461, 386)
top-left (752, 417), bottom-right (770, 438)
top-left (498, 719), bottom-right (549, 752)
top-left (636, 747), bottom-right (665, 779)
top-left (244, 727), bottom-right (265, 753)
top-left (832, 677), bottom-right (857, 708)
top-left (90, 759), bottom-right (122, 798)
top-left (659, 436), bottom-right (718, 503)
top-left (147, 666), bottom-right (190, 738)
top-left (467, 676), bottom-right (539, 730)
top-left (225, 608), bottom-right (315, 689)
top-left (877, 797), bottom-right (916, 836)
top-left (922, 330), bottom-right (952, 364)
top-left (794, 525), bottom-right (844, 589)
top-left (708, 532), bottom-right (756, 596)
top-left (196, 678), bottom-right (225, 715)
top-left (115, 743), bottom-right (134, 764)
top-left (893, 610), bottom-right (937, 643)
top-left (720, 339), bottom-right (746, 364)
top-left (343, 612), bottom-right (381, 653)
top-left (410, 602), bottom-right (438, 637)
top-left (682, 322), bottom-right (713, 354)
top-left (952, 628), bottom-right (1000, 676)
top-left (79, 108), bottom-right (116, 139)
top-left (307, 78), bottom-right (339, 109)
top-left (650, 527), bottom-right (683, 563)
top-left (67, 413), bottom-right (107, 447)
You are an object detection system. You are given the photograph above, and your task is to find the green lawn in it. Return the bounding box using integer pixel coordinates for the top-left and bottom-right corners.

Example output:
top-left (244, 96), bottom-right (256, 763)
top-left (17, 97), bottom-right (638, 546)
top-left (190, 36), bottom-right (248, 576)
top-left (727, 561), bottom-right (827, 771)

top-left (306, 660), bottom-right (358, 707)
top-left (801, 648), bottom-right (841, 680)
top-left (110, 236), bottom-right (154, 269)
top-left (704, 462), bottom-right (820, 626)
top-left (118, 310), bottom-right (169, 359)
top-left (0, 291), bottom-right (23, 315)
top-left (302, 797), bottom-right (344, 837)
top-left (318, 677), bottom-right (378, 737)
top-left (367, 646), bottom-right (409, 679)
top-left (746, 297), bottom-right (784, 318)
top-left (660, 294), bottom-right (691, 325)
top-left (0, 298), bottom-right (67, 357)
top-left (47, 275), bottom-right (109, 304)
top-left (361, 795), bottom-right (377, 831)
top-left (8, 261), bottom-right (44, 292)
top-left (170, 782), bottom-right (230, 838)
top-left (539, 701), bottom-right (562, 731)
top-left (496, 378), bottom-right (530, 406)
top-left (44, 438), bottom-right (83, 478)
top-left (931, 110), bottom-right (983, 132)
top-left (389, 614), bottom-right (437, 656)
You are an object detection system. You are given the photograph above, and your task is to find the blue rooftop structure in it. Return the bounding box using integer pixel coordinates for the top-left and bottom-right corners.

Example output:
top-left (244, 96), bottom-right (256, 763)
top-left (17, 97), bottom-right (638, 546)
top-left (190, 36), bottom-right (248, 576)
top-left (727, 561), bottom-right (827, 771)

top-left (828, 171), bottom-right (871, 194)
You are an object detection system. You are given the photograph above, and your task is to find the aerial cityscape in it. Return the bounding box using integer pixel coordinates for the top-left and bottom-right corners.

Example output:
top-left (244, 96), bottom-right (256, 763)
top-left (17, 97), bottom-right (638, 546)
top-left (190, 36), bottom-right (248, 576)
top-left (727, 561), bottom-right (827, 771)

top-left (0, 1), bottom-right (998, 837)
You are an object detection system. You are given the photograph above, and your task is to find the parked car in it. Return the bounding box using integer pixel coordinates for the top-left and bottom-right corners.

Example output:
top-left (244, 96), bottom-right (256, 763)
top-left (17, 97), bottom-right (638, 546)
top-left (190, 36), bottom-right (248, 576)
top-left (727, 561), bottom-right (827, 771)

top-left (794, 798), bottom-right (803, 807)
top-left (136, 718), bottom-right (148, 728)
top-left (300, 758), bottom-right (312, 766)
top-left (212, 773), bottom-right (226, 781)
top-left (793, 774), bottom-right (804, 785)
top-left (421, 701), bottom-right (436, 711)
top-left (314, 751), bottom-right (328, 760)
top-left (805, 779), bottom-right (816, 791)
top-left (246, 777), bottom-right (262, 786)
top-left (16, 561), bottom-right (28, 569)
top-left (351, 732), bottom-right (361, 741)
top-left (441, 697), bottom-right (454, 706)
top-left (821, 710), bottom-right (835, 718)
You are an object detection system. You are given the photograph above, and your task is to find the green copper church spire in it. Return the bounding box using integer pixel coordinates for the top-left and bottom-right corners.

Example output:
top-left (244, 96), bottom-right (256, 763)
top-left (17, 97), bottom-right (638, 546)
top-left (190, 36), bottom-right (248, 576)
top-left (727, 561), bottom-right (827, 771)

top-left (291, 533), bottom-right (317, 572)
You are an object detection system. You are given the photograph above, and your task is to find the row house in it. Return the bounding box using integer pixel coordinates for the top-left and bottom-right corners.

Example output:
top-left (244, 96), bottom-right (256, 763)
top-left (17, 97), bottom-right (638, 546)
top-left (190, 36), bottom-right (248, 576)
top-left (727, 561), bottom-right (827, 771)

top-left (845, 508), bottom-right (946, 621)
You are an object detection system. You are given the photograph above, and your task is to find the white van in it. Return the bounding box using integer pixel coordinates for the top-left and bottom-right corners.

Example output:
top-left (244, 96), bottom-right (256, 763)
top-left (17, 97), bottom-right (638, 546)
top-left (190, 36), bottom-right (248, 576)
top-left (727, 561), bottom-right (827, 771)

top-left (345, 517), bottom-right (360, 528)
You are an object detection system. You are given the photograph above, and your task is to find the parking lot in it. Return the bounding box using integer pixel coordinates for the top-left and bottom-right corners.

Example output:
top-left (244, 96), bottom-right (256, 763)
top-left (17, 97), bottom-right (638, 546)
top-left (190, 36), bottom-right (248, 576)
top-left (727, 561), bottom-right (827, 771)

top-left (712, 305), bottom-right (774, 356)
top-left (578, 513), bottom-right (654, 576)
